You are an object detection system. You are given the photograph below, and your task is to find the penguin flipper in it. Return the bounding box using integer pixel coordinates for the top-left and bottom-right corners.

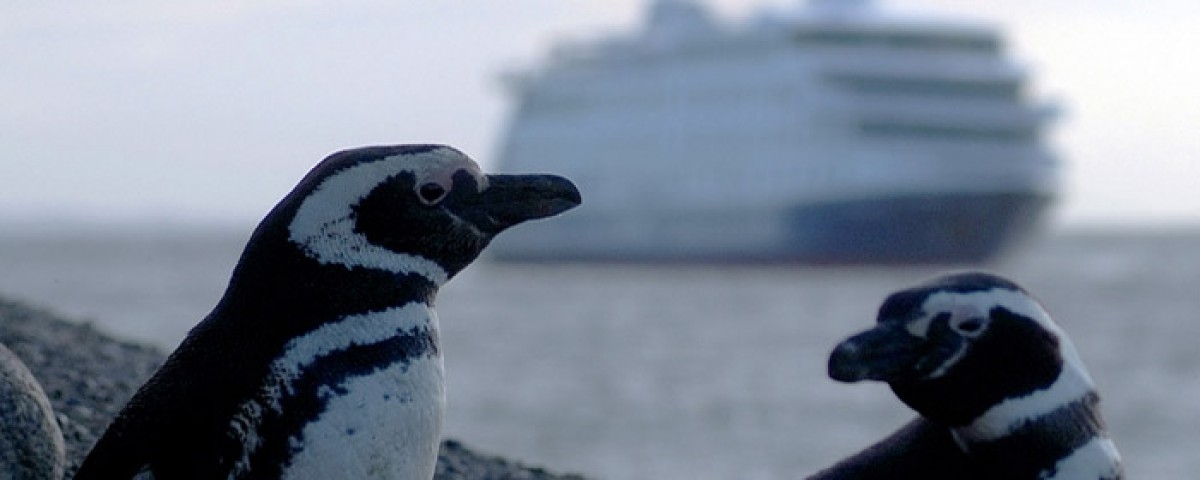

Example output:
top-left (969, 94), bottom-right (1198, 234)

top-left (807, 417), bottom-right (971, 480)
top-left (74, 336), bottom-right (217, 479)
top-left (72, 412), bottom-right (155, 479)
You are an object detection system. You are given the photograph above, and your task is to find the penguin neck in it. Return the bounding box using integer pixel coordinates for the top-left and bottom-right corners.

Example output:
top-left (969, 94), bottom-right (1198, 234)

top-left (949, 365), bottom-right (1121, 478)
top-left (274, 302), bottom-right (444, 384)
top-left (220, 227), bottom-right (445, 328)
top-left (951, 362), bottom-right (1095, 445)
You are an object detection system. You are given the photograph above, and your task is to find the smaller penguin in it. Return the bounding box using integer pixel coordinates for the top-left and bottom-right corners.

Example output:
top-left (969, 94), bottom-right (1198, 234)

top-left (0, 342), bottom-right (66, 480)
top-left (811, 272), bottom-right (1123, 480)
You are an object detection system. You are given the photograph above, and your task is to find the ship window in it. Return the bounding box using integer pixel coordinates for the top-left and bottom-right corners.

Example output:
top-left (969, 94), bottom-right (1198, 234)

top-left (826, 75), bottom-right (1019, 100)
top-left (859, 121), bottom-right (1034, 142)
top-left (793, 29), bottom-right (999, 54)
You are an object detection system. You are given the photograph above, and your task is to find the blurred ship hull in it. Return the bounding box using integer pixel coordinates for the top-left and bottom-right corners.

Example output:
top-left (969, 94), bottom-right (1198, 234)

top-left (493, 192), bottom-right (1050, 263)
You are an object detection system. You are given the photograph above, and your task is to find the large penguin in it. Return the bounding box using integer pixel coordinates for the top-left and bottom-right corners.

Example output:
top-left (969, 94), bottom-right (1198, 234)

top-left (75, 145), bottom-right (580, 479)
top-left (811, 272), bottom-right (1123, 480)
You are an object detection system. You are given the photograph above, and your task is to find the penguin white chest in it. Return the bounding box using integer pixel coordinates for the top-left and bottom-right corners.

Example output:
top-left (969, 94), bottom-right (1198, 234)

top-left (230, 304), bottom-right (447, 480)
top-left (280, 355), bottom-right (445, 480)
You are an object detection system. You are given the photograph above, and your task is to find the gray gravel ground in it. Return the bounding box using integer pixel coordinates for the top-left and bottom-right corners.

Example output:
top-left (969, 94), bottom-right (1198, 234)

top-left (0, 295), bottom-right (584, 479)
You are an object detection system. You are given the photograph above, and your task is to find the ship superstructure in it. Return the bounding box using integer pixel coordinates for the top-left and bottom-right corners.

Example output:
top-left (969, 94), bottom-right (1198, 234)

top-left (491, 0), bottom-right (1059, 263)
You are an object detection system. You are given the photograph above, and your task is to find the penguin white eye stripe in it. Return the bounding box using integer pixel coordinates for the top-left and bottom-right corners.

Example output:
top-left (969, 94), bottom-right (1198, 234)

top-left (922, 288), bottom-right (1047, 331)
top-left (287, 150), bottom-right (479, 285)
top-left (398, 148), bottom-right (487, 193)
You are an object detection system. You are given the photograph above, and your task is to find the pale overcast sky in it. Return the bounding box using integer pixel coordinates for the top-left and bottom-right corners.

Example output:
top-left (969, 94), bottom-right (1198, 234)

top-left (2, 0), bottom-right (1197, 228)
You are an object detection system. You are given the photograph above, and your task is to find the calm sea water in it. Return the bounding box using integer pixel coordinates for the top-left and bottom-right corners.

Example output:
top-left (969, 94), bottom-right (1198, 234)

top-left (1, 226), bottom-right (1197, 479)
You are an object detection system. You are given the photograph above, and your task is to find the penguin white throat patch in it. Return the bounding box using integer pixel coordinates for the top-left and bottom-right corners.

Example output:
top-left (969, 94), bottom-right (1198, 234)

top-left (287, 148), bottom-right (486, 286)
top-left (227, 303), bottom-right (445, 479)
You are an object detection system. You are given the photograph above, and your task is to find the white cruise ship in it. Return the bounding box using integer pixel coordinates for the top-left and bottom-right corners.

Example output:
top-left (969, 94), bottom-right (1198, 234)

top-left (489, 0), bottom-right (1060, 263)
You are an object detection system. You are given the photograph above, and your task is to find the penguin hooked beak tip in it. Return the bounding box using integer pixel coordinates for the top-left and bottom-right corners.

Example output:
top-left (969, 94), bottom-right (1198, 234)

top-left (464, 174), bottom-right (581, 233)
top-left (828, 322), bottom-right (926, 383)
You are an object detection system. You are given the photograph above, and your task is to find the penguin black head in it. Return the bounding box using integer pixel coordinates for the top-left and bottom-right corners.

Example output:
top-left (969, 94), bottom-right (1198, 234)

top-left (263, 144), bottom-right (580, 282)
top-left (828, 272), bottom-right (1092, 426)
top-left (823, 272), bottom-right (1123, 479)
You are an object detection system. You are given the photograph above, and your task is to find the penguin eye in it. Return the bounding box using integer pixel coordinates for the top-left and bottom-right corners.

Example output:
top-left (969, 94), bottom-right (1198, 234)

top-left (416, 182), bottom-right (449, 205)
top-left (953, 318), bottom-right (985, 336)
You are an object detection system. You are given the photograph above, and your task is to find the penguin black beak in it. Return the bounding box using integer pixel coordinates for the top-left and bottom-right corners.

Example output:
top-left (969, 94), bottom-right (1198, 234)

top-left (463, 174), bottom-right (581, 234)
top-left (828, 322), bottom-right (927, 383)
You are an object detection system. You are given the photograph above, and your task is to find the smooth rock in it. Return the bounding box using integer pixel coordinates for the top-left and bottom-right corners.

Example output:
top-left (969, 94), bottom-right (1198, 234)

top-left (0, 341), bottom-right (66, 480)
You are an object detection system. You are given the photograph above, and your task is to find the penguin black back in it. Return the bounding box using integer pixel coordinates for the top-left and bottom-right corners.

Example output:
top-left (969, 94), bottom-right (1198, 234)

top-left (75, 145), bottom-right (580, 479)
top-left (812, 272), bottom-right (1123, 480)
